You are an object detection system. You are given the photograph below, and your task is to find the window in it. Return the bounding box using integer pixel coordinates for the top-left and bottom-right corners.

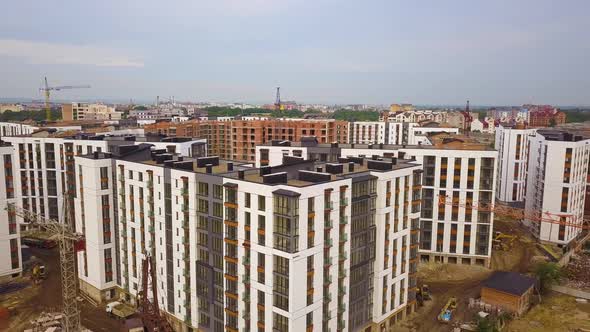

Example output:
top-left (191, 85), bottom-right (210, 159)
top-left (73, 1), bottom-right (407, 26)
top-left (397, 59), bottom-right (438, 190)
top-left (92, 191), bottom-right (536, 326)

top-left (212, 202), bottom-right (223, 217)
top-left (198, 182), bottom-right (209, 196)
top-left (100, 167), bottom-right (109, 189)
top-left (273, 313), bottom-right (289, 332)
top-left (258, 195), bottom-right (266, 211)
top-left (245, 193), bottom-right (251, 208)
top-left (213, 184), bottom-right (223, 199)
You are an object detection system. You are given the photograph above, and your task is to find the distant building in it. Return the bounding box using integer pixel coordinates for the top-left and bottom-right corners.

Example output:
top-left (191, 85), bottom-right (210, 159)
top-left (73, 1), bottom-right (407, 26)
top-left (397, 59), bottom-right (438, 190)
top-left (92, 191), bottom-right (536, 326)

top-left (62, 103), bottom-right (123, 121)
top-left (144, 118), bottom-right (349, 162)
top-left (0, 104), bottom-right (24, 114)
top-left (381, 109), bottom-right (447, 123)
top-left (389, 104), bottom-right (415, 113)
top-left (526, 105), bottom-right (566, 128)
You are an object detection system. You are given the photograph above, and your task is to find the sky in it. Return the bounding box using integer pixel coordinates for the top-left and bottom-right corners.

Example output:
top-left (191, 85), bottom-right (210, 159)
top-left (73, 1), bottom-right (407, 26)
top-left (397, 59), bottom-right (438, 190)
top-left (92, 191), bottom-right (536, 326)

top-left (1, 0), bottom-right (589, 106)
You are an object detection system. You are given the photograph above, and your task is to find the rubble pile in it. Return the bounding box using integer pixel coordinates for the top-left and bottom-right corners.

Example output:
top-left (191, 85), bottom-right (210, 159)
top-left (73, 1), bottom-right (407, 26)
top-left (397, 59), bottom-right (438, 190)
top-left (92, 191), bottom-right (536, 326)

top-left (565, 253), bottom-right (590, 289)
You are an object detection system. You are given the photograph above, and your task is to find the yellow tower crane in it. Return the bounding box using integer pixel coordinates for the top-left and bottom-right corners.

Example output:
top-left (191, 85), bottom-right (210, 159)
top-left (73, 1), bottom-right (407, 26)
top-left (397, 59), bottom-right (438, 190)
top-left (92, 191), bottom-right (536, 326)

top-left (40, 77), bottom-right (90, 121)
top-left (8, 193), bottom-right (85, 331)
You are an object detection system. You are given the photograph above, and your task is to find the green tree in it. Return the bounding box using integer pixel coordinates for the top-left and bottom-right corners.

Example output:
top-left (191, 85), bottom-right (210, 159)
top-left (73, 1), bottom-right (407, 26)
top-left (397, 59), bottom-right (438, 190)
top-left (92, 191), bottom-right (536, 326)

top-left (331, 110), bottom-right (380, 121)
top-left (133, 105), bottom-right (148, 111)
top-left (476, 316), bottom-right (499, 332)
top-left (534, 261), bottom-right (562, 292)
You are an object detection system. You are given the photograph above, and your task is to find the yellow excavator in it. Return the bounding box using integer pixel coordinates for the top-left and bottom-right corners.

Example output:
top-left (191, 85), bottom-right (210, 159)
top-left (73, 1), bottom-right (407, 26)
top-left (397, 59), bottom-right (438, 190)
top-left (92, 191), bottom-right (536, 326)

top-left (493, 231), bottom-right (517, 251)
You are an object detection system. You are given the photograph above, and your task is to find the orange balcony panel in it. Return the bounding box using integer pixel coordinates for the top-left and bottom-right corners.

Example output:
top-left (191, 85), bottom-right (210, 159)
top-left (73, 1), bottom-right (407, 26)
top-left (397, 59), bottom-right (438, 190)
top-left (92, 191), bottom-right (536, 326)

top-left (257, 229), bottom-right (266, 235)
top-left (224, 238), bottom-right (238, 245)
top-left (224, 220), bottom-right (238, 227)
top-left (224, 256), bottom-right (238, 264)
top-left (225, 291), bottom-right (238, 300)
top-left (225, 308), bottom-right (238, 316)
top-left (224, 202), bottom-right (238, 209)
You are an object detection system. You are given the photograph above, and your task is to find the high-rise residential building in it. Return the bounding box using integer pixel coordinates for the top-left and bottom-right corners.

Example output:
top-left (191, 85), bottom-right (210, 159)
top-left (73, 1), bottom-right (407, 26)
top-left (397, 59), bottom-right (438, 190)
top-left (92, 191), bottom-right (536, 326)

top-left (0, 141), bottom-right (22, 280)
top-left (62, 103), bottom-right (124, 121)
top-left (75, 149), bottom-right (422, 332)
top-left (524, 130), bottom-right (590, 245)
top-left (144, 118), bottom-right (349, 162)
top-left (495, 125), bottom-right (537, 203)
top-left (256, 133), bottom-right (497, 267)
top-left (3, 134), bottom-right (206, 227)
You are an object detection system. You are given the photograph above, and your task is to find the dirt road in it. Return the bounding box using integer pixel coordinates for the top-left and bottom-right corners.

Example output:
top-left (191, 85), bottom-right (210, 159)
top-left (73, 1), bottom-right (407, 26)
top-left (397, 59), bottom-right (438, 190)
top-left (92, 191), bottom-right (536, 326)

top-left (5, 247), bottom-right (121, 331)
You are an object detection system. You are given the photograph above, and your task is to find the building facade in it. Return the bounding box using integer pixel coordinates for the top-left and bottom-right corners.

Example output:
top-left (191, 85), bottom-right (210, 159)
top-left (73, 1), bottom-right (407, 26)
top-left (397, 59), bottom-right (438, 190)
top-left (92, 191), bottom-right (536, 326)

top-left (62, 103), bottom-right (123, 121)
top-left (0, 141), bottom-right (22, 280)
top-left (0, 122), bottom-right (39, 136)
top-left (524, 130), bottom-right (590, 245)
top-left (495, 125), bottom-right (537, 203)
top-left (256, 135), bottom-right (497, 267)
top-left (145, 119), bottom-right (349, 162)
top-left (75, 150), bottom-right (421, 332)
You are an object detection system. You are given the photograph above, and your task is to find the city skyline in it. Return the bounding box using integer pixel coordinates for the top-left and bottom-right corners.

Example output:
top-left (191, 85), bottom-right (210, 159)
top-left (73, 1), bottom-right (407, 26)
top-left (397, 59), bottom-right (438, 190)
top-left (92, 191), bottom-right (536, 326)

top-left (1, 1), bottom-right (589, 105)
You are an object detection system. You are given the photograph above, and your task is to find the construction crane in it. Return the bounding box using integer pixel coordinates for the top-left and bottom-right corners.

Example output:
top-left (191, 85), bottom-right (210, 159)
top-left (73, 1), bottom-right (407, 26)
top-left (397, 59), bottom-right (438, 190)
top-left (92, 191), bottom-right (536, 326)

top-left (137, 254), bottom-right (174, 332)
top-left (437, 196), bottom-right (590, 230)
top-left (40, 77), bottom-right (90, 121)
top-left (8, 194), bottom-right (85, 332)
top-left (274, 87), bottom-right (284, 112)
top-left (461, 100), bottom-right (473, 135)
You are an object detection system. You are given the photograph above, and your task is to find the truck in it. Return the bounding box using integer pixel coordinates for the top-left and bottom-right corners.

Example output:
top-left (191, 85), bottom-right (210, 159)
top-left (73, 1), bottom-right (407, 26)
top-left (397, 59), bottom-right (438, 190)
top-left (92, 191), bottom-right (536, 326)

top-left (106, 301), bottom-right (136, 320)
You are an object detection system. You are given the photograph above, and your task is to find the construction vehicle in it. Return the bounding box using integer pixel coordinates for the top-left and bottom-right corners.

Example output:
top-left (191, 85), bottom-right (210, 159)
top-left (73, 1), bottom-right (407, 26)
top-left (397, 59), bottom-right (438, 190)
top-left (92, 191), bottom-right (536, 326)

top-left (416, 284), bottom-right (431, 306)
top-left (40, 77), bottom-right (90, 121)
top-left (493, 231), bottom-right (517, 251)
top-left (31, 263), bottom-right (46, 284)
top-left (106, 301), bottom-right (136, 320)
top-left (437, 297), bottom-right (457, 323)
top-left (8, 195), bottom-right (85, 332)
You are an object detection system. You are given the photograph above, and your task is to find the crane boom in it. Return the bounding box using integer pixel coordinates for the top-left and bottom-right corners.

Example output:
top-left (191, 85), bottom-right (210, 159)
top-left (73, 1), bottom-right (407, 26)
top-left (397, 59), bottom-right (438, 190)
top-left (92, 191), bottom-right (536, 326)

top-left (8, 196), bottom-right (84, 332)
top-left (40, 77), bottom-right (90, 121)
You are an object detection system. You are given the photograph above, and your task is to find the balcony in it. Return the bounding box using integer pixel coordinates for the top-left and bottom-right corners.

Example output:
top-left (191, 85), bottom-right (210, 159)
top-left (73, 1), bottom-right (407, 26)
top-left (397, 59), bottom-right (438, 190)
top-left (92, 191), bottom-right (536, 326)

top-left (324, 274), bottom-right (332, 286)
top-left (324, 256), bottom-right (333, 266)
top-left (325, 238), bottom-right (333, 248)
top-left (339, 216), bottom-right (348, 225)
top-left (338, 303), bottom-right (345, 313)
top-left (339, 233), bottom-right (348, 242)
top-left (325, 201), bottom-right (334, 210)
top-left (181, 187), bottom-right (189, 196)
top-left (339, 252), bottom-right (347, 261)
top-left (242, 256), bottom-right (251, 265)
top-left (340, 198), bottom-right (348, 206)
top-left (147, 180), bottom-right (153, 188)
top-left (324, 293), bottom-right (332, 302)
top-left (325, 219), bottom-right (333, 229)
top-left (338, 286), bottom-right (346, 296)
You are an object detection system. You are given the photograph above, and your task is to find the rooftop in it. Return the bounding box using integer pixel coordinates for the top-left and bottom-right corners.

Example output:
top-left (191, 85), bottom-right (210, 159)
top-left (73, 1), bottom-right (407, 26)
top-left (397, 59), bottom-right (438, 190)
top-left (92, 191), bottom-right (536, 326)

top-left (262, 133), bottom-right (494, 151)
top-left (482, 271), bottom-right (537, 296)
top-left (537, 129), bottom-right (590, 142)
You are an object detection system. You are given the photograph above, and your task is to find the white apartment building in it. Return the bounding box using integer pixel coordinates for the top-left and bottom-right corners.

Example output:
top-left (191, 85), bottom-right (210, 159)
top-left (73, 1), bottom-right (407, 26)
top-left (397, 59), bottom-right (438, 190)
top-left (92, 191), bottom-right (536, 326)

top-left (524, 130), bottom-right (590, 245)
top-left (0, 141), bottom-right (22, 280)
top-left (3, 134), bottom-right (206, 227)
top-left (495, 125), bottom-right (537, 203)
top-left (256, 136), bottom-right (497, 267)
top-left (62, 103), bottom-right (123, 121)
top-left (380, 110), bottom-right (448, 123)
top-left (0, 122), bottom-right (39, 136)
top-left (349, 122), bottom-right (459, 146)
top-left (75, 150), bottom-right (421, 332)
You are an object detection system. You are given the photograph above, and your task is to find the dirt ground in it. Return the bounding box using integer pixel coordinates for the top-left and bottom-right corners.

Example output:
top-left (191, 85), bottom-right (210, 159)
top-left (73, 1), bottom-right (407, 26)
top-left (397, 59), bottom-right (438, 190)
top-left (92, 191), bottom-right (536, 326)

top-left (505, 292), bottom-right (590, 332)
top-left (1, 247), bottom-right (121, 331)
top-left (490, 217), bottom-right (543, 273)
top-left (407, 264), bottom-right (493, 332)
top-left (405, 217), bottom-right (547, 332)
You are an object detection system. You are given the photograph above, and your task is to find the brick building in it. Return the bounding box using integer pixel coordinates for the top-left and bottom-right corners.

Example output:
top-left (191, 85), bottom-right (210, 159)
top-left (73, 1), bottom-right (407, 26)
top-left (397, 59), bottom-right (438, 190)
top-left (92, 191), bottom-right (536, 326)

top-left (144, 119), bottom-right (349, 162)
top-left (526, 105), bottom-right (567, 128)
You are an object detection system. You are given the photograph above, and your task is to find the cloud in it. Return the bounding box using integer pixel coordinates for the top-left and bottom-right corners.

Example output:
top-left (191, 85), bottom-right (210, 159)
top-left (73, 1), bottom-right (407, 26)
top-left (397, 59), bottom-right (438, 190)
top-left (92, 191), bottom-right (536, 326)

top-left (0, 39), bottom-right (144, 67)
